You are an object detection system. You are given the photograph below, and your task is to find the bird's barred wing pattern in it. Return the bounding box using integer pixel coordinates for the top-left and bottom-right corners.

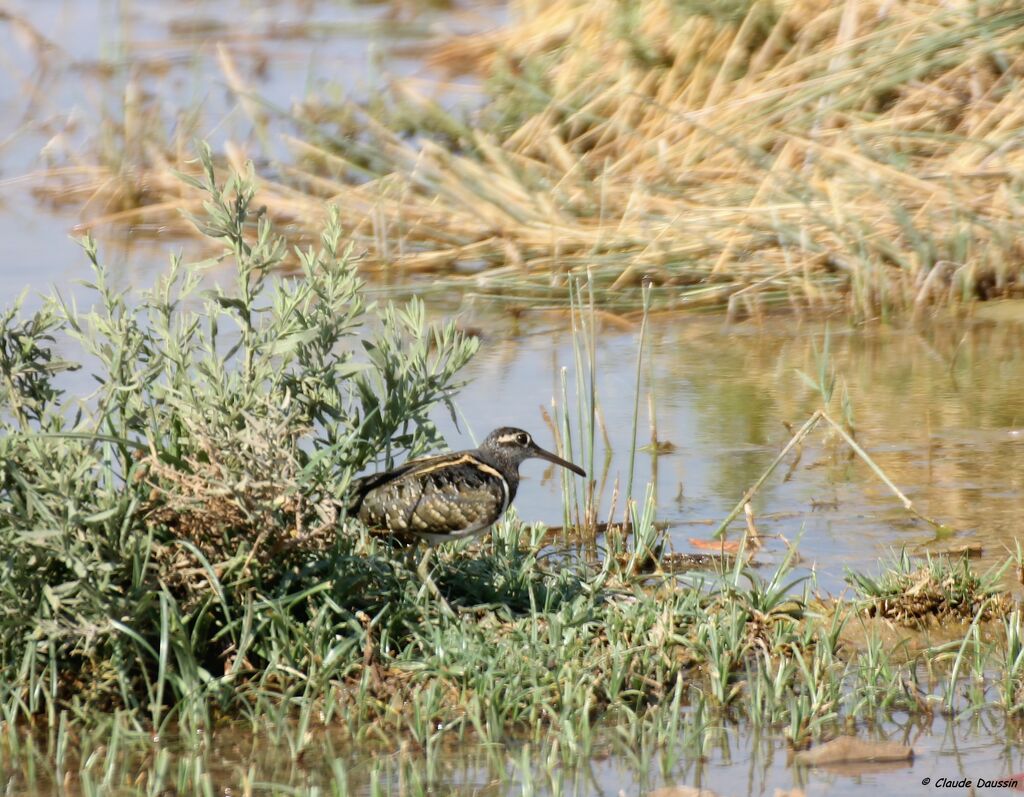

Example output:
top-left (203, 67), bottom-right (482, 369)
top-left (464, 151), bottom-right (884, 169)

top-left (347, 452), bottom-right (448, 513)
top-left (355, 453), bottom-right (509, 543)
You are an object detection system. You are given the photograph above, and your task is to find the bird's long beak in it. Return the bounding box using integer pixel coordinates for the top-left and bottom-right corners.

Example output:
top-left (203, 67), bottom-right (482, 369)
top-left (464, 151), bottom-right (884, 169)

top-left (531, 444), bottom-right (586, 477)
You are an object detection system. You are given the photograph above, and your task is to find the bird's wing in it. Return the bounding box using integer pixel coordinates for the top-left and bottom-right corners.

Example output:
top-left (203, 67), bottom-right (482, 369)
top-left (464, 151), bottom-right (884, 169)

top-left (346, 452), bottom-right (459, 513)
top-left (354, 453), bottom-right (507, 536)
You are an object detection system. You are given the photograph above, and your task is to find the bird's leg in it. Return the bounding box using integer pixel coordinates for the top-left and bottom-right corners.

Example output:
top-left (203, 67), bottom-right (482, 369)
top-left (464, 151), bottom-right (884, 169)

top-left (415, 545), bottom-right (457, 620)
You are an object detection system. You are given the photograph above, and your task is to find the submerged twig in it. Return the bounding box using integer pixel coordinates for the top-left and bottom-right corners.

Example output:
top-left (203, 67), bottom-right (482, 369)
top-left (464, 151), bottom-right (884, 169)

top-left (715, 407), bottom-right (952, 541)
top-left (820, 411), bottom-right (950, 532)
top-left (714, 410), bottom-right (823, 539)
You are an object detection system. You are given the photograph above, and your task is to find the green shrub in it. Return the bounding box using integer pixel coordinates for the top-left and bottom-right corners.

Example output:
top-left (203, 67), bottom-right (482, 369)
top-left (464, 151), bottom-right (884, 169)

top-left (0, 145), bottom-right (477, 724)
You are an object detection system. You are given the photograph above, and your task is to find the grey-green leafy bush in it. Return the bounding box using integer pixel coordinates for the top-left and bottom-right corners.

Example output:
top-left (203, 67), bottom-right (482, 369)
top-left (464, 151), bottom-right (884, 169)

top-left (0, 146), bottom-right (477, 723)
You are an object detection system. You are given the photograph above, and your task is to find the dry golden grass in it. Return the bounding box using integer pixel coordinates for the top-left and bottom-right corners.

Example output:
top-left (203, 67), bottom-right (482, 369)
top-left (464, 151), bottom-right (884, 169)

top-left (42, 0), bottom-right (1024, 314)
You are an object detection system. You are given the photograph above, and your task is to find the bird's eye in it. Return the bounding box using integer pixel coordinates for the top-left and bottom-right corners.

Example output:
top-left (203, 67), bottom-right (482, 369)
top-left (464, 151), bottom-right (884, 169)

top-left (516, 432), bottom-right (530, 445)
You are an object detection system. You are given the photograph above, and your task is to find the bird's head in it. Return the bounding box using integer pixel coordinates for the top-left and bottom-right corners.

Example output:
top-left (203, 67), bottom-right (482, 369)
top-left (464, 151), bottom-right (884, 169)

top-left (480, 427), bottom-right (586, 476)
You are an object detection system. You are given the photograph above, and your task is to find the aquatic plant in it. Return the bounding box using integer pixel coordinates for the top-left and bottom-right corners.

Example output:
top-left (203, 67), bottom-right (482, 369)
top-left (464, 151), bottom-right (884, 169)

top-left (6, 145), bottom-right (1024, 795)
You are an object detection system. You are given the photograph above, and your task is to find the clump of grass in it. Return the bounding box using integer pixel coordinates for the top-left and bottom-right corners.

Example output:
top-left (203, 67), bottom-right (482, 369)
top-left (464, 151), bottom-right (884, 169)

top-left (847, 550), bottom-right (1013, 626)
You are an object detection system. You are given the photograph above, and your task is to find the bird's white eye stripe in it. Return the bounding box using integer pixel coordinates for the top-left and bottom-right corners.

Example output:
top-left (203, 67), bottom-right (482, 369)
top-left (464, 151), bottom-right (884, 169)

top-left (497, 432), bottom-right (530, 445)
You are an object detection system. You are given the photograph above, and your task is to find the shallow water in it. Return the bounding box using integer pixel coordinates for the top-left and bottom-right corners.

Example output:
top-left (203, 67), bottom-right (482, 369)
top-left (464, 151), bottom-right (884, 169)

top-left (0, 0), bottom-right (491, 311)
top-left (440, 311), bottom-right (1024, 596)
top-left (5, 712), bottom-right (1024, 796)
top-left (3, 2), bottom-right (1024, 795)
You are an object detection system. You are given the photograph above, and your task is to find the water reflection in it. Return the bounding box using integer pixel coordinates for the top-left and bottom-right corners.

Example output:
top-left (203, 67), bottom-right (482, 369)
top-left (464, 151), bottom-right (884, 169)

top-left (5, 709), bottom-right (1023, 796)
top-left (443, 313), bottom-right (1024, 593)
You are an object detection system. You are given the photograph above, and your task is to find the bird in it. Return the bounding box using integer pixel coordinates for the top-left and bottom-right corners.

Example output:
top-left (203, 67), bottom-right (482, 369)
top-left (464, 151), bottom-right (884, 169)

top-left (347, 427), bottom-right (586, 613)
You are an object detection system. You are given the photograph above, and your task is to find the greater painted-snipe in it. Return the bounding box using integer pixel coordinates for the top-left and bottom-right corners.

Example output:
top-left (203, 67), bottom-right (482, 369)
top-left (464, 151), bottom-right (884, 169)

top-left (348, 427), bottom-right (586, 612)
